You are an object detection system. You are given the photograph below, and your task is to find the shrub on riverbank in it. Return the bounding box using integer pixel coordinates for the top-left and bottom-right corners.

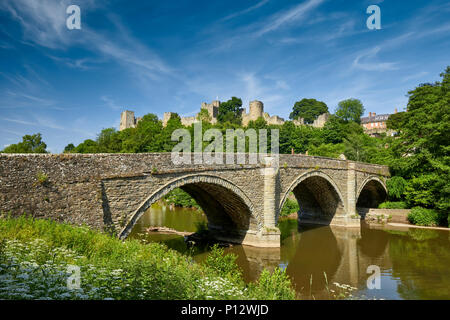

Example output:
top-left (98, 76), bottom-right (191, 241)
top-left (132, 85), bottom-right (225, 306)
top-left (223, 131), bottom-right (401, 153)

top-left (378, 201), bottom-right (408, 209)
top-left (407, 207), bottom-right (447, 227)
top-left (0, 216), bottom-right (295, 300)
top-left (163, 188), bottom-right (201, 210)
top-left (280, 198), bottom-right (299, 217)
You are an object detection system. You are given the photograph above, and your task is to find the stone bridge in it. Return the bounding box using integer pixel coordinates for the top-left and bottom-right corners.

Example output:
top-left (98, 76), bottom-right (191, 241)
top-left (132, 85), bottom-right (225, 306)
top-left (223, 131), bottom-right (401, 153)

top-left (0, 153), bottom-right (390, 247)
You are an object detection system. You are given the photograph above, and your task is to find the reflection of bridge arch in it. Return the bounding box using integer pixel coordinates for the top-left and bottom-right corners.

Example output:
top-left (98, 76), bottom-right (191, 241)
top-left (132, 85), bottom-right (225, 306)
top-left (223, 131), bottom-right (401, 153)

top-left (356, 176), bottom-right (387, 208)
top-left (119, 174), bottom-right (259, 240)
top-left (278, 171), bottom-right (346, 225)
top-left (286, 226), bottom-right (341, 294)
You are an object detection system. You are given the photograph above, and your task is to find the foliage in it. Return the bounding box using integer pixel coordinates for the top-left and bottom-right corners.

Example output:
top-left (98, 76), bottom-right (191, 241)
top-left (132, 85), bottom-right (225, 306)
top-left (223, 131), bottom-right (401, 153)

top-left (63, 143), bottom-right (75, 153)
top-left (246, 268), bottom-right (296, 300)
top-left (280, 198), bottom-right (300, 217)
top-left (378, 201), bottom-right (408, 209)
top-left (203, 245), bottom-right (242, 283)
top-left (2, 133), bottom-right (47, 153)
top-left (217, 97), bottom-right (243, 125)
top-left (164, 188), bottom-right (201, 210)
top-left (407, 207), bottom-right (441, 227)
top-left (335, 98), bottom-right (365, 123)
top-left (197, 108), bottom-right (211, 122)
top-left (386, 176), bottom-right (408, 200)
top-left (308, 143), bottom-right (345, 158)
top-left (289, 98), bottom-right (328, 124)
top-left (36, 172), bottom-right (49, 185)
top-left (0, 216), bottom-right (296, 300)
top-left (387, 67), bottom-right (450, 213)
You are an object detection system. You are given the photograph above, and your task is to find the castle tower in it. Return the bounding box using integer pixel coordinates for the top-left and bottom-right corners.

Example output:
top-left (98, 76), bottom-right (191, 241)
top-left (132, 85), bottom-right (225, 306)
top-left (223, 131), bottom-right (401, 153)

top-left (200, 100), bottom-right (220, 123)
top-left (249, 100), bottom-right (264, 120)
top-left (120, 110), bottom-right (136, 131)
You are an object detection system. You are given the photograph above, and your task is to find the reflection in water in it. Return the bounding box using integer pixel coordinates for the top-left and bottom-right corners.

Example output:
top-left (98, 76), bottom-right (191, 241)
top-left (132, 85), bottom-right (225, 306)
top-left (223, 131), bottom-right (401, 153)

top-left (130, 204), bottom-right (450, 300)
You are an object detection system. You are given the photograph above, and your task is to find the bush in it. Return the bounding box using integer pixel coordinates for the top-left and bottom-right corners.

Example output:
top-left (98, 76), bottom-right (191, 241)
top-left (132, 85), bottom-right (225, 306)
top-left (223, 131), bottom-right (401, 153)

top-left (164, 188), bottom-right (201, 210)
top-left (280, 198), bottom-right (299, 217)
top-left (407, 207), bottom-right (440, 226)
top-left (203, 245), bottom-right (242, 282)
top-left (247, 268), bottom-right (296, 300)
top-left (386, 176), bottom-right (407, 200)
top-left (378, 201), bottom-right (408, 209)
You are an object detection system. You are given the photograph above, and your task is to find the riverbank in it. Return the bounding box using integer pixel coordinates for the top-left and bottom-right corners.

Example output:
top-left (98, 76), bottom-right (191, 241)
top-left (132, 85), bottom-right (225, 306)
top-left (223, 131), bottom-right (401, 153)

top-left (0, 216), bottom-right (295, 300)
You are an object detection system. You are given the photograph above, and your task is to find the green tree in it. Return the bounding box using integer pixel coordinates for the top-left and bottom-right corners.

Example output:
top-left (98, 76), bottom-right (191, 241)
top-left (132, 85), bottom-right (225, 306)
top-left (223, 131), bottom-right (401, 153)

top-left (335, 98), bottom-right (365, 123)
top-left (72, 139), bottom-right (98, 153)
top-left (289, 98), bottom-right (328, 123)
top-left (2, 133), bottom-right (47, 153)
top-left (96, 128), bottom-right (122, 153)
top-left (388, 66), bottom-right (450, 212)
top-left (217, 97), bottom-right (243, 125)
top-left (63, 143), bottom-right (75, 153)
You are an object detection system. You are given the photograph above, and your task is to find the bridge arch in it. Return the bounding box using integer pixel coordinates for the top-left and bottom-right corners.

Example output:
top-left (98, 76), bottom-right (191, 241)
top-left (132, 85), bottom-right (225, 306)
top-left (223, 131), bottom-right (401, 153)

top-left (356, 176), bottom-right (387, 208)
top-left (279, 171), bottom-right (346, 225)
top-left (119, 174), bottom-right (259, 240)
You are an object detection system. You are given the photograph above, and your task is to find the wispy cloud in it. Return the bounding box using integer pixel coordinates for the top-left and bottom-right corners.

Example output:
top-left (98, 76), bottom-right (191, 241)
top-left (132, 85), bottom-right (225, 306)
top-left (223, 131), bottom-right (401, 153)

top-left (0, 0), bottom-right (172, 80)
top-left (100, 96), bottom-right (121, 110)
top-left (221, 0), bottom-right (270, 21)
top-left (401, 71), bottom-right (429, 83)
top-left (352, 47), bottom-right (397, 71)
top-left (255, 0), bottom-right (324, 36)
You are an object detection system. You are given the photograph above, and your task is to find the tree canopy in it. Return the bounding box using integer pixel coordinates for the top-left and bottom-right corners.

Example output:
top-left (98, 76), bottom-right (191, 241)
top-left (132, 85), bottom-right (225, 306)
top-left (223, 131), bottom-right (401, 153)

top-left (217, 97), bottom-right (243, 125)
top-left (335, 98), bottom-right (365, 123)
top-left (289, 98), bottom-right (328, 123)
top-left (2, 133), bottom-right (47, 153)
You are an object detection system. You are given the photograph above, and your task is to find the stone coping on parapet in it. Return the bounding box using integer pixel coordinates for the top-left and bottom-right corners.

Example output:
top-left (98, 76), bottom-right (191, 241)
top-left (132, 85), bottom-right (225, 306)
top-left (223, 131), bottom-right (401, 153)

top-left (0, 152), bottom-right (390, 177)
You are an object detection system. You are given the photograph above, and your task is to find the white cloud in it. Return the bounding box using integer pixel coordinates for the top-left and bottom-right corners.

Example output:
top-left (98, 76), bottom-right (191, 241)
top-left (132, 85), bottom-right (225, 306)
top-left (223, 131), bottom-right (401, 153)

top-left (222, 0), bottom-right (270, 21)
top-left (0, 0), bottom-right (172, 80)
top-left (352, 47), bottom-right (398, 71)
top-left (255, 0), bottom-right (324, 36)
top-left (101, 96), bottom-right (121, 110)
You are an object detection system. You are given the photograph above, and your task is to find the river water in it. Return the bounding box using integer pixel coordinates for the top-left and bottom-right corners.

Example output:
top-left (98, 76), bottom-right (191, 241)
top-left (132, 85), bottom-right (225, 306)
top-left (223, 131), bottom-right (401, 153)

top-left (129, 203), bottom-right (450, 300)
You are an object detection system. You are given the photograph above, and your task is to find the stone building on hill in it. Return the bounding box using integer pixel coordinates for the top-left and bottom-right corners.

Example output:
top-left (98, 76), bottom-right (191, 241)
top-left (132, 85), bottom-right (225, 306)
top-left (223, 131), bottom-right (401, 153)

top-left (360, 109), bottom-right (398, 136)
top-left (119, 99), bottom-right (330, 130)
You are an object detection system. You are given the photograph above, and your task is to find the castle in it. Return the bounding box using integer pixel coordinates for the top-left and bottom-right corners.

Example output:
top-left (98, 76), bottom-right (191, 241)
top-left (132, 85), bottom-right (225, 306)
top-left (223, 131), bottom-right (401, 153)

top-left (119, 100), bottom-right (330, 131)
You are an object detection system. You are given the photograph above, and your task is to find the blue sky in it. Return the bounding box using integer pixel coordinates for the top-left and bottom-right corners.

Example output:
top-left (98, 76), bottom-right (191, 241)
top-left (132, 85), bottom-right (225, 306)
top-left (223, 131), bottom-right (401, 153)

top-left (0, 0), bottom-right (449, 152)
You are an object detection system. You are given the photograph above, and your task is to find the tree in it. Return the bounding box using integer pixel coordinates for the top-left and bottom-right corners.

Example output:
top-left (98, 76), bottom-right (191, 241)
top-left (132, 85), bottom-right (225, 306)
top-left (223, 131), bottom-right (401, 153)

top-left (217, 97), bottom-right (243, 125)
top-left (335, 98), bottom-right (365, 123)
top-left (2, 133), bottom-right (47, 153)
top-left (289, 98), bottom-right (328, 123)
top-left (96, 128), bottom-right (122, 153)
top-left (72, 139), bottom-right (98, 153)
top-left (64, 143), bottom-right (75, 153)
top-left (388, 66), bottom-right (450, 212)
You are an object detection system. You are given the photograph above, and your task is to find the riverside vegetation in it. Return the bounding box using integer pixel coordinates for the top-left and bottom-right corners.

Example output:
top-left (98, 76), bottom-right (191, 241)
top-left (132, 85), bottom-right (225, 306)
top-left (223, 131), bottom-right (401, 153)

top-left (0, 215), bottom-right (296, 300)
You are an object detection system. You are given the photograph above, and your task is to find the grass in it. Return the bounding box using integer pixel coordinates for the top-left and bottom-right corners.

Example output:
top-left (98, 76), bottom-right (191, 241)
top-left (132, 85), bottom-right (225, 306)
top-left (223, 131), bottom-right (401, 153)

top-left (0, 215), bottom-right (296, 300)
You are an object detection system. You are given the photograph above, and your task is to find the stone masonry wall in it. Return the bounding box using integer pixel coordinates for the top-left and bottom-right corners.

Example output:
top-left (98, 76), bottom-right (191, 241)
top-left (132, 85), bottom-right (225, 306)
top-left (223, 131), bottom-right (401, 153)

top-left (0, 153), bottom-right (389, 243)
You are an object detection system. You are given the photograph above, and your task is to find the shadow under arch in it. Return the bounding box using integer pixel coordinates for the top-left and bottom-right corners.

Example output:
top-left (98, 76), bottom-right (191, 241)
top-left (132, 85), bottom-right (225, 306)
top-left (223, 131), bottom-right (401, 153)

top-left (119, 174), bottom-right (259, 241)
top-left (356, 176), bottom-right (387, 209)
top-left (279, 171), bottom-right (346, 226)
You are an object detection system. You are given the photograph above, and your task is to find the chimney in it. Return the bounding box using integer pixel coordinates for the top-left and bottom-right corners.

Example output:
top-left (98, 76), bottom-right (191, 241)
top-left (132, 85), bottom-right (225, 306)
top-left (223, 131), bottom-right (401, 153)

top-left (369, 112), bottom-right (372, 117)
top-left (373, 112), bottom-right (376, 116)
top-left (394, 108), bottom-right (398, 114)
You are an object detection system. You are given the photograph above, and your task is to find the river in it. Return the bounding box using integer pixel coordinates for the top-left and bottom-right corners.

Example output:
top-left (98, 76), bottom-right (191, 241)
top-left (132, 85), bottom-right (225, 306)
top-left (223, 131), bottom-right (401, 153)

top-left (129, 203), bottom-right (450, 300)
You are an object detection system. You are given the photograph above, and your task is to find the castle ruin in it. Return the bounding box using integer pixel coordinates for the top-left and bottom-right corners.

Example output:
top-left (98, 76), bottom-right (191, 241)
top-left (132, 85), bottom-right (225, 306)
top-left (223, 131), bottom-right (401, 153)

top-left (120, 100), bottom-right (330, 130)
